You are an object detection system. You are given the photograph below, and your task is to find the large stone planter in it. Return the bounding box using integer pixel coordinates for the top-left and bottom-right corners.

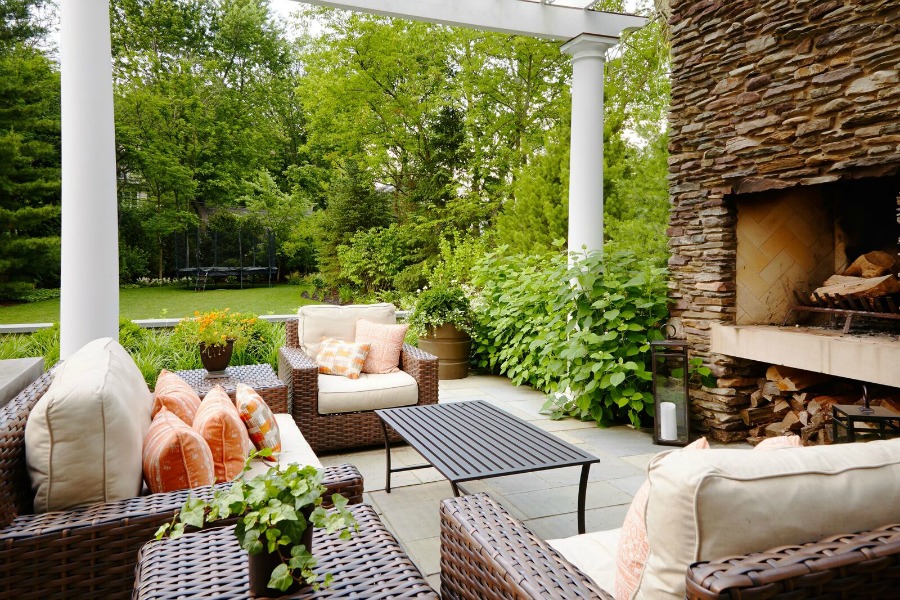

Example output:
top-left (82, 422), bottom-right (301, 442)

top-left (418, 324), bottom-right (471, 380)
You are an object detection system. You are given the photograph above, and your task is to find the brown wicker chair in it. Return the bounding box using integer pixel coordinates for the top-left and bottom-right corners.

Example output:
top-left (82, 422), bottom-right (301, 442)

top-left (440, 493), bottom-right (900, 600)
top-left (279, 318), bottom-right (439, 454)
top-left (0, 367), bottom-right (364, 600)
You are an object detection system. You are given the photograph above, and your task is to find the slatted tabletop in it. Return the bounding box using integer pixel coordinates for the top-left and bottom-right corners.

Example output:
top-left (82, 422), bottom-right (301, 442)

top-left (376, 400), bottom-right (600, 533)
top-left (377, 400), bottom-right (599, 482)
top-left (133, 504), bottom-right (437, 599)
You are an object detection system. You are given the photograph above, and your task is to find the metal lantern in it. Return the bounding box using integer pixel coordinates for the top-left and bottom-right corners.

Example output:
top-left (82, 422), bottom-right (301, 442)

top-left (651, 325), bottom-right (690, 447)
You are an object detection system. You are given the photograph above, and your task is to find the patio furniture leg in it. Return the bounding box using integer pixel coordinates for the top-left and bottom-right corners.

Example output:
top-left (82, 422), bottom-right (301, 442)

top-left (578, 463), bottom-right (590, 534)
top-left (381, 418), bottom-right (393, 493)
top-left (450, 481), bottom-right (460, 497)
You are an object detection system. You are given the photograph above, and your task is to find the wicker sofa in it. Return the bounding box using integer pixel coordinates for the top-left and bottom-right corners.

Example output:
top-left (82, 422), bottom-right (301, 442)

top-left (0, 367), bottom-right (364, 600)
top-left (440, 493), bottom-right (900, 600)
top-left (278, 308), bottom-right (439, 454)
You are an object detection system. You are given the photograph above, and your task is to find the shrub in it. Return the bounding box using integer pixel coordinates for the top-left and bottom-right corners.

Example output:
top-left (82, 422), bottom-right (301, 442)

top-left (408, 284), bottom-right (472, 338)
top-left (471, 248), bottom-right (669, 428)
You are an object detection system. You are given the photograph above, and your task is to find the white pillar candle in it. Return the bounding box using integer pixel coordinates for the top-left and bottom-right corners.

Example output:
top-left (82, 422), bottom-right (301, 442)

top-left (660, 402), bottom-right (677, 441)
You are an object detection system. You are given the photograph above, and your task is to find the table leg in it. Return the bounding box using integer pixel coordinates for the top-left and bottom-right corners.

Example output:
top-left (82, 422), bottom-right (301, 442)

top-left (578, 464), bottom-right (590, 535)
top-left (450, 481), bottom-right (460, 497)
top-left (380, 419), bottom-right (392, 494)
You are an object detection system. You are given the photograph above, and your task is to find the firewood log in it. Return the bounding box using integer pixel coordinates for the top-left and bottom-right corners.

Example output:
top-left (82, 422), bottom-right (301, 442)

top-left (842, 250), bottom-right (898, 278)
top-left (812, 273), bottom-right (900, 301)
top-left (766, 365), bottom-right (832, 392)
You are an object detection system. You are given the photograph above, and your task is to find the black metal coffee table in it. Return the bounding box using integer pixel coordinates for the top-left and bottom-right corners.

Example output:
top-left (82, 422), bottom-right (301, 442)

top-left (376, 400), bottom-right (600, 534)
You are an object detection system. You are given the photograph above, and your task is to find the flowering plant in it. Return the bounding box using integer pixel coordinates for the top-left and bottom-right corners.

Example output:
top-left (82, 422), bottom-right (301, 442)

top-left (174, 308), bottom-right (257, 348)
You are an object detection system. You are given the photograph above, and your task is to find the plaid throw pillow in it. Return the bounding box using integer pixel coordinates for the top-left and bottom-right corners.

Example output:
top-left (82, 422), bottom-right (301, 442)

top-left (235, 383), bottom-right (281, 462)
top-left (316, 338), bottom-right (371, 379)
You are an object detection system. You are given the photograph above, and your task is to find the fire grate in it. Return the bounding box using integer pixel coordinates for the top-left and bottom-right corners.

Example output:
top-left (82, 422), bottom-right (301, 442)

top-left (784, 290), bottom-right (900, 333)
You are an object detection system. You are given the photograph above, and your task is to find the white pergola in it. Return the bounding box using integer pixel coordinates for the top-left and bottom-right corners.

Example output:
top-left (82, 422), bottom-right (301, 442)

top-left (59, 0), bottom-right (646, 358)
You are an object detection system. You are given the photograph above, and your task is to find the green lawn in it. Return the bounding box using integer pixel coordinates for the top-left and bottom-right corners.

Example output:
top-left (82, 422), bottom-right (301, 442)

top-left (0, 285), bottom-right (315, 324)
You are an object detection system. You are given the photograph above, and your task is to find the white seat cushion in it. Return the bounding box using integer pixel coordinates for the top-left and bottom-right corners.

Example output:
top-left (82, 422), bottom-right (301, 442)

top-left (317, 371), bottom-right (418, 414)
top-left (298, 303), bottom-right (395, 358)
top-left (25, 337), bottom-right (153, 512)
top-left (244, 414), bottom-right (322, 479)
top-left (548, 527), bottom-right (621, 594)
top-left (638, 438), bottom-right (900, 599)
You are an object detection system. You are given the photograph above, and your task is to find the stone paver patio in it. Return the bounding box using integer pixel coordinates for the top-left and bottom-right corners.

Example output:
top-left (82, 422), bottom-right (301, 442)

top-left (319, 374), bottom-right (667, 591)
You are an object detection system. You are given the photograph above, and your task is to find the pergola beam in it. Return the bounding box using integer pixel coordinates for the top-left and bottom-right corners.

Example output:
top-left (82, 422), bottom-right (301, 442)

top-left (297, 0), bottom-right (646, 42)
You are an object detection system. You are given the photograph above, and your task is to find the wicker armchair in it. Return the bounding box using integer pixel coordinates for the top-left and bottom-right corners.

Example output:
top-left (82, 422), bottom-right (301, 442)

top-left (0, 367), bottom-right (364, 600)
top-left (440, 493), bottom-right (900, 600)
top-left (279, 318), bottom-right (439, 454)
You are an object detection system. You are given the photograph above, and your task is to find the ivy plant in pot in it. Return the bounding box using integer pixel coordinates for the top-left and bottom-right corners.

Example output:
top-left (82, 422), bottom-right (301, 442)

top-left (156, 451), bottom-right (357, 595)
top-left (409, 284), bottom-right (473, 380)
top-left (174, 308), bottom-right (257, 375)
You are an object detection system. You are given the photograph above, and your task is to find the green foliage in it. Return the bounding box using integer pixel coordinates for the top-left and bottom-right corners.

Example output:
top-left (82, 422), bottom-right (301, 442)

top-left (408, 284), bottom-right (472, 338)
top-left (0, 42), bottom-right (60, 296)
top-left (157, 457), bottom-right (357, 593)
top-left (471, 248), bottom-right (669, 427)
top-left (425, 233), bottom-right (490, 287)
top-left (336, 224), bottom-right (424, 293)
top-left (0, 322), bottom-right (59, 366)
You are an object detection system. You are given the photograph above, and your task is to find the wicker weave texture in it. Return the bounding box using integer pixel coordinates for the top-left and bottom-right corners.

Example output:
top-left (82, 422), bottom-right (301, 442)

top-left (0, 364), bottom-right (363, 600)
top-left (134, 504), bottom-right (438, 598)
top-left (280, 319), bottom-right (439, 454)
top-left (687, 524), bottom-right (900, 600)
top-left (439, 493), bottom-right (612, 600)
top-left (175, 363), bottom-right (288, 413)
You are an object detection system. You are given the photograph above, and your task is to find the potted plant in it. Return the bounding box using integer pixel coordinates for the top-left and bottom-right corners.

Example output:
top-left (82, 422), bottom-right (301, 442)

top-left (174, 308), bottom-right (257, 374)
top-left (156, 452), bottom-right (357, 595)
top-left (409, 284), bottom-right (473, 380)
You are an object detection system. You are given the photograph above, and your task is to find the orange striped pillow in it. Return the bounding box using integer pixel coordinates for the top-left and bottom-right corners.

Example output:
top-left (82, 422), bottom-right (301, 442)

top-left (142, 408), bottom-right (215, 494)
top-left (316, 338), bottom-right (370, 379)
top-left (193, 385), bottom-right (252, 482)
top-left (235, 383), bottom-right (281, 461)
top-left (153, 369), bottom-right (202, 425)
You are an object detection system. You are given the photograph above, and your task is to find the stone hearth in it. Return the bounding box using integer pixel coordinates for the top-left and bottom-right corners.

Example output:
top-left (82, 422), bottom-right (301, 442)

top-left (666, 0), bottom-right (900, 442)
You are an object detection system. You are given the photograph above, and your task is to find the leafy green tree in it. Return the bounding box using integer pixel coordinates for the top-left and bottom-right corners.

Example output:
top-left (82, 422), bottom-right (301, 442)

top-left (0, 42), bottom-right (60, 298)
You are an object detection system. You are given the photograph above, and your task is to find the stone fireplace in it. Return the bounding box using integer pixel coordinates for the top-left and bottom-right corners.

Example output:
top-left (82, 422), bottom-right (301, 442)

top-left (666, 0), bottom-right (900, 441)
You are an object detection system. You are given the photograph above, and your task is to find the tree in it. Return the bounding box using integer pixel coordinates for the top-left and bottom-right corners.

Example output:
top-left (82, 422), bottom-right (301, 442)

top-left (0, 40), bottom-right (60, 298)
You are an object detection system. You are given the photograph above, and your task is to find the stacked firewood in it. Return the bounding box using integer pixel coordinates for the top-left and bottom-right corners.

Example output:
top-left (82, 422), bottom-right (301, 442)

top-left (742, 366), bottom-right (900, 446)
top-left (811, 251), bottom-right (900, 301)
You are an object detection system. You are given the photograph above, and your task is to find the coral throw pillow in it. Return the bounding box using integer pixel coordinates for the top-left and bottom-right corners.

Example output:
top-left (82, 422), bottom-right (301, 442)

top-left (615, 437), bottom-right (709, 600)
top-left (355, 319), bottom-right (408, 374)
top-left (316, 338), bottom-right (371, 379)
top-left (153, 369), bottom-right (202, 425)
top-left (193, 385), bottom-right (252, 482)
top-left (143, 408), bottom-right (215, 494)
top-left (236, 383), bottom-right (281, 461)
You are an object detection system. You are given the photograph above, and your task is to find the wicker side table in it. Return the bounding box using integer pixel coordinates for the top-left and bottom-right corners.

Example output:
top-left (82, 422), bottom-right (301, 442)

top-left (134, 504), bottom-right (438, 599)
top-left (175, 363), bottom-right (288, 413)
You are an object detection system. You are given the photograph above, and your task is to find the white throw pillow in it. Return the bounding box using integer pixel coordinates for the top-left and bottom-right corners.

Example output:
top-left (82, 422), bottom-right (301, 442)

top-left (25, 337), bottom-right (153, 513)
top-left (636, 439), bottom-right (900, 599)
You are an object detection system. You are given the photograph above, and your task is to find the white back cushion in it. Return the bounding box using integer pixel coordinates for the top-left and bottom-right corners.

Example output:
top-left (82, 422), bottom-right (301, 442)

top-left (298, 303), bottom-right (395, 358)
top-left (25, 337), bottom-right (153, 513)
top-left (637, 439), bottom-right (900, 599)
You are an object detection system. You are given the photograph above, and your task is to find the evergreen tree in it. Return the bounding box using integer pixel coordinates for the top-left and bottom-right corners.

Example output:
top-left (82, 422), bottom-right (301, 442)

top-left (0, 26), bottom-right (60, 298)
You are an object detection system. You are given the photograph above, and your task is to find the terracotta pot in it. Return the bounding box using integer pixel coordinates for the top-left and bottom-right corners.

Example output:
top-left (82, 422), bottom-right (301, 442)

top-left (199, 339), bottom-right (234, 374)
top-left (247, 517), bottom-right (313, 597)
top-left (418, 324), bottom-right (471, 380)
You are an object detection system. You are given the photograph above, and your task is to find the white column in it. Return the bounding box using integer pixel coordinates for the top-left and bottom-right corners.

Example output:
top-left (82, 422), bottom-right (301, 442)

top-left (562, 34), bottom-right (613, 257)
top-left (60, 0), bottom-right (119, 358)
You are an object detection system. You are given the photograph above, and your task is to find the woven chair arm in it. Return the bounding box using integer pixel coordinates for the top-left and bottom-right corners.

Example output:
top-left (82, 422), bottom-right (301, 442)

top-left (279, 345), bottom-right (317, 371)
top-left (440, 493), bottom-right (612, 600)
top-left (322, 464), bottom-right (364, 506)
top-left (401, 344), bottom-right (439, 407)
top-left (686, 524), bottom-right (900, 600)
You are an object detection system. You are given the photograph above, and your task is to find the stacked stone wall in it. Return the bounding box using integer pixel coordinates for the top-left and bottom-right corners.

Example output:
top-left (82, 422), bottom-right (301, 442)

top-left (667, 0), bottom-right (900, 441)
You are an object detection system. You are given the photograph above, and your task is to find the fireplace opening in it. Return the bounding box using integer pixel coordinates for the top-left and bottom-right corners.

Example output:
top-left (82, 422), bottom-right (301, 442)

top-left (734, 176), bottom-right (900, 329)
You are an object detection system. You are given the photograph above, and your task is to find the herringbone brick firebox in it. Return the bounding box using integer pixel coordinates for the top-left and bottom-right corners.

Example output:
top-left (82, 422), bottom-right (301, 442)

top-left (666, 0), bottom-right (900, 442)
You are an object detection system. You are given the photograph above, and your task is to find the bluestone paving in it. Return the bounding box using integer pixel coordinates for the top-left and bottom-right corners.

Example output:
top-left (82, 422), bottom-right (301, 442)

top-left (317, 373), bottom-right (671, 583)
